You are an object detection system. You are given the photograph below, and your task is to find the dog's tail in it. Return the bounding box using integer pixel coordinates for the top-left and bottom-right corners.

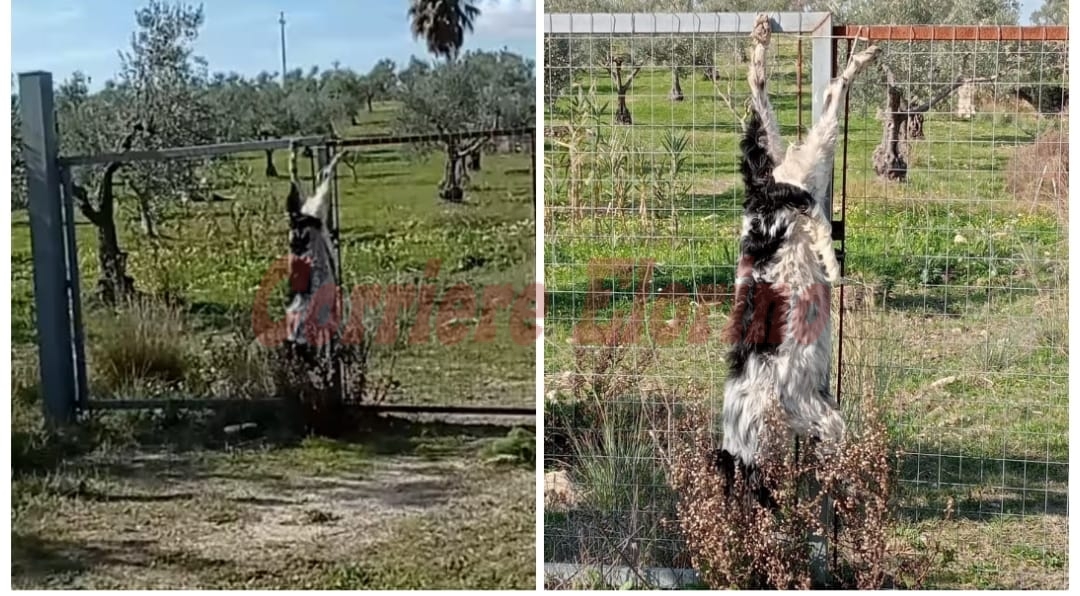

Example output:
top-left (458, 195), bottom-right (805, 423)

top-left (740, 109), bottom-right (775, 196)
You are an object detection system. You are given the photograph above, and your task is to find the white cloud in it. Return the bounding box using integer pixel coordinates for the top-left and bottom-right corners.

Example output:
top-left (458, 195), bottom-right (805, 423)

top-left (474, 0), bottom-right (535, 39)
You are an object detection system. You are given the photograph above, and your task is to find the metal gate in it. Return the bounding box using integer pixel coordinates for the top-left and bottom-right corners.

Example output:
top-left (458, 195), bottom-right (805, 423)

top-left (18, 71), bottom-right (537, 424)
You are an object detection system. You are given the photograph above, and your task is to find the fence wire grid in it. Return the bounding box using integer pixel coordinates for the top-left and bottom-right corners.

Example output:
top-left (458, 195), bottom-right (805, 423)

top-left (542, 11), bottom-right (1067, 590)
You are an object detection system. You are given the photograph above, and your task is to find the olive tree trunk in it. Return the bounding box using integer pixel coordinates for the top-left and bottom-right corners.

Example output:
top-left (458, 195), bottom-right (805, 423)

top-left (669, 67), bottom-right (684, 101)
top-left (264, 149), bottom-right (279, 177)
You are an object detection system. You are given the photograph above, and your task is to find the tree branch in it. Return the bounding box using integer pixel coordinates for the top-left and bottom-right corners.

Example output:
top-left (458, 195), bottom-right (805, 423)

top-left (909, 75), bottom-right (998, 114)
top-left (71, 184), bottom-right (103, 226)
top-left (91, 121), bottom-right (144, 219)
top-left (622, 66), bottom-right (643, 91)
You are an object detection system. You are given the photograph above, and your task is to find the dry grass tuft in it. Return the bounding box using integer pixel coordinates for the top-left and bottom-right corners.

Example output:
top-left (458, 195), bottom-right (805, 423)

top-left (91, 299), bottom-right (194, 393)
top-left (659, 393), bottom-right (935, 589)
top-left (1005, 123), bottom-right (1068, 220)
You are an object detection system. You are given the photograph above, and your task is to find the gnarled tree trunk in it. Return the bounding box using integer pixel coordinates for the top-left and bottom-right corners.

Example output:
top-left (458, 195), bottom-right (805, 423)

top-left (72, 125), bottom-right (143, 304)
top-left (872, 79), bottom-right (908, 181)
top-left (614, 94), bottom-right (633, 125)
top-left (264, 149), bottom-right (279, 177)
top-left (609, 57), bottom-right (642, 126)
top-left (669, 67), bottom-right (684, 101)
top-left (873, 63), bottom-right (995, 182)
top-left (439, 141), bottom-right (465, 202)
top-left (137, 194), bottom-right (158, 237)
top-left (438, 135), bottom-right (488, 202)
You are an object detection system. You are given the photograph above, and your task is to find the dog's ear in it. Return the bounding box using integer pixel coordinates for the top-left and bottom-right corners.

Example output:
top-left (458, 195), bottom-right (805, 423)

top-left (286, 181), bottom-right (303, 218)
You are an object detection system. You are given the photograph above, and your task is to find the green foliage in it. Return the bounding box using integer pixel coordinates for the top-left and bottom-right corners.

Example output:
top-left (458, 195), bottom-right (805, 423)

top-left (1030, 0), bottom-right (1067, 24)
top-left (395, 49), bottom-right (535, 137)
top-left (11, 93), bottom-right (26, 210)
top-left (481, 426), bottom-right (536, 466)
top-left (408, 0), bottom-right (482, 63)
top-left (117, 0), bottom-right (216, 232)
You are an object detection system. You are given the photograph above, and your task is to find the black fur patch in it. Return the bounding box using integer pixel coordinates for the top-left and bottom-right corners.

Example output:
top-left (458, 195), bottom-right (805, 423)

top-left (739, 110), bottom-right (815, 223)
top-left (724, 279), bottom-right (789, 378)
top-left (724, 109), bottom-right (817, 377)
top-left (714, 448), bottom-right (778, 510)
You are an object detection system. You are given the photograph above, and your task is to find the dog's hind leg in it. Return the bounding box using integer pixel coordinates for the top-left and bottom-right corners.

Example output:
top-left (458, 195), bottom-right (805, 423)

top-left (777, 44), bottom-right (882, 200)
top-left (806, 215), bottom-right (842, 283)
top-left (747, 14), bottom-right (786, 166)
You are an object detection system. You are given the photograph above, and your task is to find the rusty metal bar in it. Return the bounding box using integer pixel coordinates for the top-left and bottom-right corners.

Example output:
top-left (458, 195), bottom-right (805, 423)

top-left (832, 24), bottom-right (1067, 41)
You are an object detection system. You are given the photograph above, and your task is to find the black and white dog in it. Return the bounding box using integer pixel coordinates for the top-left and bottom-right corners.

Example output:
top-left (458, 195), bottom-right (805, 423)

top-left (285, 149), bottom-right (346, 355)
top-left (717, 15), bottom-right (880, 505)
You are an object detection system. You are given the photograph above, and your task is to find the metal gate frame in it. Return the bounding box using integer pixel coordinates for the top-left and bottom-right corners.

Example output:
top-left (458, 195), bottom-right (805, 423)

top-left (17, 70), bottom-right (537, 424)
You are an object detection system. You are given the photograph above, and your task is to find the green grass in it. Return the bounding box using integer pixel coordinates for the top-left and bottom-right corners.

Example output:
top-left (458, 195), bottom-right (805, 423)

top-left (544, 38), bottom-right (1067, 589)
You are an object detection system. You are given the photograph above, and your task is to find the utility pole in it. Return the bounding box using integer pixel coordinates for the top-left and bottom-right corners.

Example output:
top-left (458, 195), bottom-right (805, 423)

top-left (279, 11), bottom-right (287, 86)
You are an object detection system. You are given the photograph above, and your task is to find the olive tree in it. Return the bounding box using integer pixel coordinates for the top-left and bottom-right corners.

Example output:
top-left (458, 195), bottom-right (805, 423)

top-left (57, 73), bottom-right (144, 303)
top-left (358, 59), bottom-right (397, 113)
top-left (395, 50), bottom-right (534, 201)
top-left (116, 0), bottom-right (216, 237)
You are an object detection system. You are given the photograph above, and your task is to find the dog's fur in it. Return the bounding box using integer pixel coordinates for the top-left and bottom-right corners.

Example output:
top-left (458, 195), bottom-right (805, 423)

top-left (285, 150), bottom-right (345, 353)
top-left (717, 15), bottom-right (880, 505)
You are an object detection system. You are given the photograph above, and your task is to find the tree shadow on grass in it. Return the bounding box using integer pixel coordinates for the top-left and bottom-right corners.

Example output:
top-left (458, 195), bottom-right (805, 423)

top-left (11, 532), bottom-right (245, 589)
top-left (893, 449), bottom-right (1068, 522)
top-left (346, 414), bottom-right (532, 458)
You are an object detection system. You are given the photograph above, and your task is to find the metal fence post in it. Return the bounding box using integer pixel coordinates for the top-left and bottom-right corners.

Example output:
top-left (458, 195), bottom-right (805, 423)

top-left (809, 16), bottom-right (837, 585)
top-left (59, 167), bottom-right (89, 413)
top-left (19, 71), bottom-right (78, 426)
top-left (316, 146), bottom-right (345, 404)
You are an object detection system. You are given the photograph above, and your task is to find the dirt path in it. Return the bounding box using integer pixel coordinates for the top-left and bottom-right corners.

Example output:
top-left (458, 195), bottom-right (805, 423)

top-left (12, 428), bottom-right (535, 589)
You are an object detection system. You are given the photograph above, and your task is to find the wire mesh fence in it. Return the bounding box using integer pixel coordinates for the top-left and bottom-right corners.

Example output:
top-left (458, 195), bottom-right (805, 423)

top-left (834, 25), bottom-right (1067, 589)
top-left (542, 11), bottom-right (1067, 589)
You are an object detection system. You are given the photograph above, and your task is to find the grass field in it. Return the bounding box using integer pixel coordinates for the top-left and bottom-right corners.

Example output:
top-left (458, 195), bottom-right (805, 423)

top-left (542, 38), bottom-right (1067, 589)
top-left (11, 102), bottom-right (538, 589)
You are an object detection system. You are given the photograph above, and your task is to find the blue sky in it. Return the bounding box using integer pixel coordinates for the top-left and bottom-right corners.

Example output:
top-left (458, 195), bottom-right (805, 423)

top-left (12, 0), bottom-right (536, 90)
top-left (1018, 0), bottom-right (1044, 24)
top-left (8, 0), bottom-right (1048, 90)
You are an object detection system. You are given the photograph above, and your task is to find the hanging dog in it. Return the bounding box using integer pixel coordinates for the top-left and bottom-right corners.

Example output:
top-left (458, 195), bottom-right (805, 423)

top-left (717, 14), bottom-right (880, 506)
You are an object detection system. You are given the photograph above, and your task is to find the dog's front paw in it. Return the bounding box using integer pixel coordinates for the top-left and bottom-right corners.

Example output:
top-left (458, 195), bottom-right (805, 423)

top-left (849, 45), bottom-right (882, 72)
top-left (751, 13), bottom-right (771, 46)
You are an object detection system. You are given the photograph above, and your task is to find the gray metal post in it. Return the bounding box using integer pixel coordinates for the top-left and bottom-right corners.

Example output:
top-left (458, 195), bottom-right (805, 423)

top-left (316, 146), bottom-right (345, 403)
top-left (809, 15), bottom-right (837, 585)
top-left (19, 71), bottom-right (77, 425)
top-left (811, 13), bottom-right (834, 219)
top-left (59, 168), bottom-right (89, 412)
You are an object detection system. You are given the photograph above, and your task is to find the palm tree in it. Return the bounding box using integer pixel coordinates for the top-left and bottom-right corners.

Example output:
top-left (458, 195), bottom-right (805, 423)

top-left (408, 0), bottom-right (481, 63)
